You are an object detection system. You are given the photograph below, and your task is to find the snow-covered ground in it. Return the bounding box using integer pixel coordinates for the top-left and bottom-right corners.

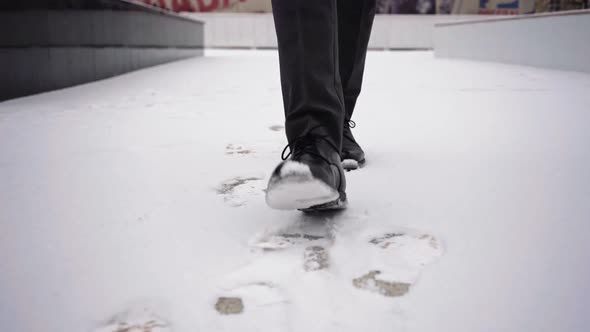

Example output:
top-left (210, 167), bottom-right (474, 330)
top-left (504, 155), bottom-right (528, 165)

top-left (1, 50), bottom-right (590, 332)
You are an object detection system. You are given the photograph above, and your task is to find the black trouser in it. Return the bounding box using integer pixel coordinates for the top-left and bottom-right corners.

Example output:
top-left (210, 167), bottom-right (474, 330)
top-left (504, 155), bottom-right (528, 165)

top-left (272, 0), bottom-right (376, 152)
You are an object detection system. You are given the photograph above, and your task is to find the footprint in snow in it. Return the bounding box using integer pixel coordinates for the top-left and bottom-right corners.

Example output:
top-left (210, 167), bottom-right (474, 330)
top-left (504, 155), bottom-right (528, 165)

top-left (93, 306), bottom-right (170, 332)
top-left (225, 143), bottom-right (254, 155)
top-left (349, 231), bottom-right (443, 297)
top-left (250, 225), bottom-right (442, 298)
top-left (251, 232), bottom-right (333, 271)
top-left (213, 282), bottom-right (289, 330)
top-left (217, 176), bottom-right (265, 207)
top-left (215, 233), bottom-right (332, 328)
top-left (215, 217), bottom-right (439, 330)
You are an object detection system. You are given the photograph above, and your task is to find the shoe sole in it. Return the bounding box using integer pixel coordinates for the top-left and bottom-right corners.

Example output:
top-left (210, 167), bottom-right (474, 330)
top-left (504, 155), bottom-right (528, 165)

top-left (299, 192), bottom-right (347, 212)
top-left (266, 174), bottom-right (340, 210)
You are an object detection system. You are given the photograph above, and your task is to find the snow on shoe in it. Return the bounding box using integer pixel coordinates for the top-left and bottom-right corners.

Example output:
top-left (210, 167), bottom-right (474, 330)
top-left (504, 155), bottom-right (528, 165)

top-left (342, 159), bottom-right (360, 171)
top-left (266, 160), bottom-right (340, 210)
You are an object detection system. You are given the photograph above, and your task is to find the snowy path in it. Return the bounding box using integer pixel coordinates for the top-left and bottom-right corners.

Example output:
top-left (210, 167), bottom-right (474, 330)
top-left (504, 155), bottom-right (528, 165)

top-left (1, 50), bottom-right (590, 332)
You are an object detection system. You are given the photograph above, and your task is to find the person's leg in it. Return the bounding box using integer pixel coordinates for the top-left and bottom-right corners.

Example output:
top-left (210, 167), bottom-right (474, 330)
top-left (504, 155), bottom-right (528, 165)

top-left (272, 0), bottom-right (345, 151)
top-left (337, 0), bottom-right (376, 168)
top-left (266, 0), bottom-right (347, 211)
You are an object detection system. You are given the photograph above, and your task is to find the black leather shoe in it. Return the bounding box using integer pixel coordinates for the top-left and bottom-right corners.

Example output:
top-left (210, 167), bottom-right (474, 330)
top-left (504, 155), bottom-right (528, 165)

top-left (266, 135), bottom-right (347, 211)
top-left (341, 120), bottom-right (365, 170)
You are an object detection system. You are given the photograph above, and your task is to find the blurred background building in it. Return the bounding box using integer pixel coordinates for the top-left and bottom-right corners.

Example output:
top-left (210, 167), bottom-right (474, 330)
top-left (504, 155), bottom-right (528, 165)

top-left (1, 0), bottom-right (588, 101)
top-left (139, 0), bottom-right (588, 14)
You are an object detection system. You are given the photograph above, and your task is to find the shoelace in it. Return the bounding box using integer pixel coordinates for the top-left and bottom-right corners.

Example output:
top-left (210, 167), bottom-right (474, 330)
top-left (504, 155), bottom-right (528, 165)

top-left (281, 134), bottom-right (338, 162)
top-left (343, 119), bottom-right (357, 143)
top-left (281, 134), bottom-right (344, 191)
top-left (280, 127), bottom-right (344, 191)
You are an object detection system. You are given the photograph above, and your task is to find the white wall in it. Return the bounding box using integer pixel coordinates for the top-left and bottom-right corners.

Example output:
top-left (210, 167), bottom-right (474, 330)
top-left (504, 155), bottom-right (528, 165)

top-left (434, 10), bottom-right (590, 72)
top-left (185, 13), bottom-right (276, 48)
top-left (185, 13), bottom-right (483, 49)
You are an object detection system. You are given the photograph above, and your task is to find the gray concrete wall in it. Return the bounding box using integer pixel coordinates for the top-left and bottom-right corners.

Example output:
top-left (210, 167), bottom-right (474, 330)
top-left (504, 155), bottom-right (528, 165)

top-left (0, 47), bottom-right (202, 101)
top-left (0, 5), bottom-right (204, 101)
top-left (434, 10), bottom-right (590, 72)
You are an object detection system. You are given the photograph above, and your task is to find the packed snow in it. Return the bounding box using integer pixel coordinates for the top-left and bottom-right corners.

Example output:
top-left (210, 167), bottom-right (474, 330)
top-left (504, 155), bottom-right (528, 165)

top-left (1, 50), bottom-right (590, 332)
